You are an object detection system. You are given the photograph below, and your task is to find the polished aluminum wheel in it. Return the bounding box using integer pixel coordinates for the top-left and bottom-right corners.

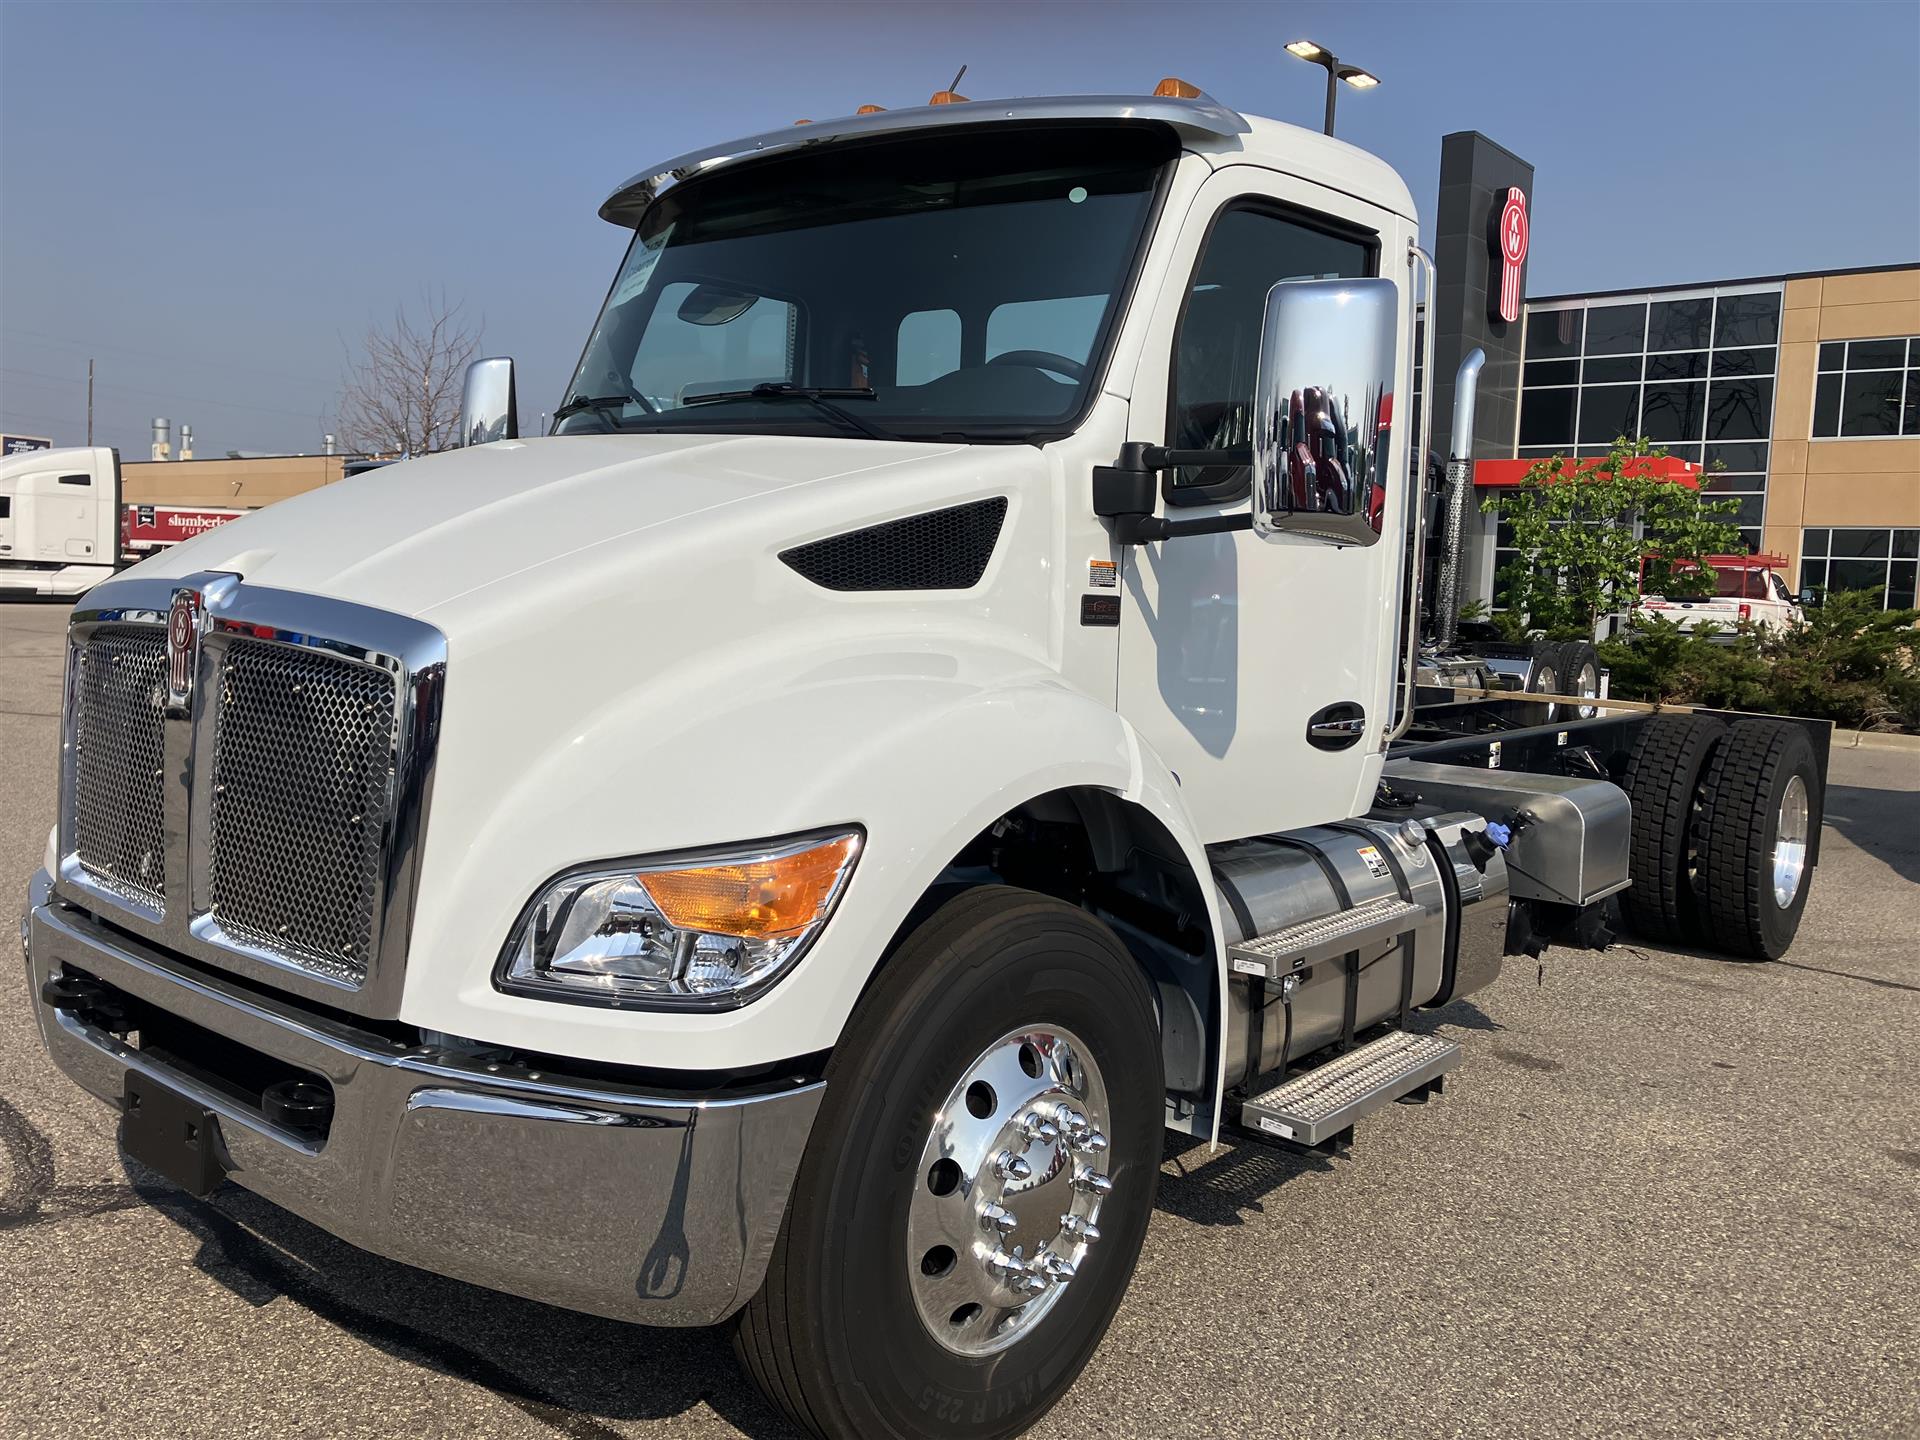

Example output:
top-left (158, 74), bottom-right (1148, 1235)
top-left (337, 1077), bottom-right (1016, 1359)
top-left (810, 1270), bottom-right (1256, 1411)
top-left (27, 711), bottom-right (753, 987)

top-left (906, 1025), bottom-right (1112, 1357)
top-left (1772, 774), bottom-right (1810, 908)
top-left (1571, 659), bottom-right (1600, 719)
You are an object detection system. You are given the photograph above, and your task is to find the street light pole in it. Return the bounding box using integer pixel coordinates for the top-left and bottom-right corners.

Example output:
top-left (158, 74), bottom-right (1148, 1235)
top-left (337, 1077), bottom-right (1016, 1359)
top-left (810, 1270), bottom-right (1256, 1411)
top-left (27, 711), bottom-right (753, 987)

top-left (1285, 40), bottom-right (1380, 137)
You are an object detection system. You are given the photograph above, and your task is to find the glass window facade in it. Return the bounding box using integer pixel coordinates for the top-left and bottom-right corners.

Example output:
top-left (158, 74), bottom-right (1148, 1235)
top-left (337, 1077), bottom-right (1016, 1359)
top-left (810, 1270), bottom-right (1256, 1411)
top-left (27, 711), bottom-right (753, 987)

top-left (1799, 528), bottom-right (1920, 609)
top-left (1811, 337), bottom-right (1919, 438)
top-left (1517, 286), bottom-right (1782, 554)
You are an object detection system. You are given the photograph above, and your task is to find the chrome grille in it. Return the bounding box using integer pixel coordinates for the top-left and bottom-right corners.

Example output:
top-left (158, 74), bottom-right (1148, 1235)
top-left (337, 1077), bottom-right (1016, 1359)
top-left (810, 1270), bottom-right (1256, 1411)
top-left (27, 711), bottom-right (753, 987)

top-left (70, 626), bottom-right (170, 910)
top-left (205, 637), bottom-right (399, 981)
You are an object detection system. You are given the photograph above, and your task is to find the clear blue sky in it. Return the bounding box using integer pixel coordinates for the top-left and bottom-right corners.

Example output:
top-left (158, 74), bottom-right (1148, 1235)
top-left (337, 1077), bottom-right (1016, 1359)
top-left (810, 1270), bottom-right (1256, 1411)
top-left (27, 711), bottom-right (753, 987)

top-left (2, 0), bottom-right (1915, 457)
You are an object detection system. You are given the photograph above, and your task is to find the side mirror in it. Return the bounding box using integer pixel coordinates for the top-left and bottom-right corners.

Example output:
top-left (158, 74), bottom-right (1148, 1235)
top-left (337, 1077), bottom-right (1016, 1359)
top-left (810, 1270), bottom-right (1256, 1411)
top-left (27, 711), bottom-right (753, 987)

top-left (1797, 587), bottom-right (1822, 608)
top-left (461, 357), bottom-right (519, 446)
top-left (1251, 277), bottom-right (1399, 546)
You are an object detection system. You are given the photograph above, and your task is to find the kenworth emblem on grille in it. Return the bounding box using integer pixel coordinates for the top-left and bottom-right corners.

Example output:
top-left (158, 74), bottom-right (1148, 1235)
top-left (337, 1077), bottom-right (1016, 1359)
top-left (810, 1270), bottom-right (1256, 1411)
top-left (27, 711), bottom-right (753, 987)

top-left (166, 586), bottom-right (203, 713)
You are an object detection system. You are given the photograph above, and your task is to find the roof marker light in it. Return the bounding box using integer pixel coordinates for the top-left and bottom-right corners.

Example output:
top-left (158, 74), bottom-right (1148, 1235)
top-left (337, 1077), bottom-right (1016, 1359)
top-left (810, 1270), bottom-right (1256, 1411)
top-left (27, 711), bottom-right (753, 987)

top-left (856, 104), bottom-right (886, 115)
top-left (1153, 76), bottom-right (1203, 99)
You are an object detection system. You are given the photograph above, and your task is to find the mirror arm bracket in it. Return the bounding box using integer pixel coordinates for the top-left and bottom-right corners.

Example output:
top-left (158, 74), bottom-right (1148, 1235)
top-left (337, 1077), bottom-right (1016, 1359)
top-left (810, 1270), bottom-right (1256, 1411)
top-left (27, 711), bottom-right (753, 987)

top-left (1093, 442), bottom-right (1255, 546)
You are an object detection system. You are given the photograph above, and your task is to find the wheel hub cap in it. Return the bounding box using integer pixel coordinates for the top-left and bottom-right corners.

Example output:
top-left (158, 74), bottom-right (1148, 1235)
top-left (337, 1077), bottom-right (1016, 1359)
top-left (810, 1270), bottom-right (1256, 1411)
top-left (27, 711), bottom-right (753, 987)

top-left (1772, 774), bottom-right (1809, 908)
top-left (907, 1025), bottom-right (1112, 1356)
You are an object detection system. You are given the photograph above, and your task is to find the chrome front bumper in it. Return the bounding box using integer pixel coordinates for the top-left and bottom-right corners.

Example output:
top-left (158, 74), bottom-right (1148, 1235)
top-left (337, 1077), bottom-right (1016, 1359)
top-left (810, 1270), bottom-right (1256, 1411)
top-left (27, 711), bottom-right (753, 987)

top-left (21, 869), bottom-right (823, 1327)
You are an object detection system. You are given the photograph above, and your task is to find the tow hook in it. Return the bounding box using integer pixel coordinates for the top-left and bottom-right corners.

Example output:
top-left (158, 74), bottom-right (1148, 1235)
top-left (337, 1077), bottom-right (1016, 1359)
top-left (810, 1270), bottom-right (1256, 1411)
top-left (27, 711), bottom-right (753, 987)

top-left (261, 1079), bottom-right (334, 1137)
top-left (41, 971), bottom-right (107, 1012)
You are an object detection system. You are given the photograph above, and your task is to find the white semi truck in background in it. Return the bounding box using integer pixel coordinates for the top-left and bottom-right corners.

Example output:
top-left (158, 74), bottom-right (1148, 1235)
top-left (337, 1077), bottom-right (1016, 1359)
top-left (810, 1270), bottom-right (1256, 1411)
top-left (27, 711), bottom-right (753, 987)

top-left (0, 445), bottom-right (244, 598)
top-left (23, 86), bottom-right (1829, 1439)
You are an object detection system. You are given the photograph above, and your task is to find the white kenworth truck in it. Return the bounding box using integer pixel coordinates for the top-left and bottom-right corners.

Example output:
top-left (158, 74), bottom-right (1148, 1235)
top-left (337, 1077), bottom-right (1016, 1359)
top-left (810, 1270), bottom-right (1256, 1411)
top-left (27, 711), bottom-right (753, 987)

top-left (23, 89), bottom-right (1829, 1438)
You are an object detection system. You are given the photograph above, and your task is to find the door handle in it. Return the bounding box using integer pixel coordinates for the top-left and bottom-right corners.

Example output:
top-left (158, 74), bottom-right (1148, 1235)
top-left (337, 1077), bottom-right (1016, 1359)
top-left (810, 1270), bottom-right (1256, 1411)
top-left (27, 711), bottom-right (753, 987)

top-left (1306, 703), bottom-right (1367, 751)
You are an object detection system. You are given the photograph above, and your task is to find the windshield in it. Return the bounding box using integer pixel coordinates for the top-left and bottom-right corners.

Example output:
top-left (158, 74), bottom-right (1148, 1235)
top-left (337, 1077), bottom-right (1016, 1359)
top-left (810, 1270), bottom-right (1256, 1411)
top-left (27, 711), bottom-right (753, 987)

top-left (556, 125), bottom-right (1174, 443)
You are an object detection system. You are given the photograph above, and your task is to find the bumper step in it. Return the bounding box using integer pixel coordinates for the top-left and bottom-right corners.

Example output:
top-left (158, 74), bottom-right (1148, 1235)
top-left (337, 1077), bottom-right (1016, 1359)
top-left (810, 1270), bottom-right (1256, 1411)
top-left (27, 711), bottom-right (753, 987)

top-left (1239, 1030), bottom-right (1461, 1145)
top-left (1227, 895), bottom-right (1424, 980)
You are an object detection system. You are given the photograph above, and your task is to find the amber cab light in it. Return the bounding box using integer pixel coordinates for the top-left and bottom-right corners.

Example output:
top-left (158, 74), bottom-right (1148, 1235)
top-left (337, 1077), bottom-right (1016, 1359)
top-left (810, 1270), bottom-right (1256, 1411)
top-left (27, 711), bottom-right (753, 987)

top-left (1153, 77), bottom-right (1203, 98)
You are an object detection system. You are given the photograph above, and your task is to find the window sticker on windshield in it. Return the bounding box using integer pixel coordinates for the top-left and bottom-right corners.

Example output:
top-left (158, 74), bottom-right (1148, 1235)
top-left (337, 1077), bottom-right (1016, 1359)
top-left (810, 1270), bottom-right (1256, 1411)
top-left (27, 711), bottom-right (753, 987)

top-left (611, 226), bottom-right (672, 306)
top-left (1088, 558), bottom-right (1117, 588)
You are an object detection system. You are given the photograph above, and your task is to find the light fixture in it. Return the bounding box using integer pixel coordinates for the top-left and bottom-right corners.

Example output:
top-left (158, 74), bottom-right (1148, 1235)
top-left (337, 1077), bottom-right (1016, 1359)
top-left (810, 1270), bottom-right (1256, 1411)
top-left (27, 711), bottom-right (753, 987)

top-left (1284, 40), bottom-right (1381, 135)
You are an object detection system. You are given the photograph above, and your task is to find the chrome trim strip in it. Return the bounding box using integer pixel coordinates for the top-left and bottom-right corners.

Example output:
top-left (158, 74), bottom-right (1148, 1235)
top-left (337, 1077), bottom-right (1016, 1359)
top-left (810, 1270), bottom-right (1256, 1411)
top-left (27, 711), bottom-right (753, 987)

top-left (599, 94), bottom-right (1251, 225)
top-left (57, 571), bottom-right (446, 1020)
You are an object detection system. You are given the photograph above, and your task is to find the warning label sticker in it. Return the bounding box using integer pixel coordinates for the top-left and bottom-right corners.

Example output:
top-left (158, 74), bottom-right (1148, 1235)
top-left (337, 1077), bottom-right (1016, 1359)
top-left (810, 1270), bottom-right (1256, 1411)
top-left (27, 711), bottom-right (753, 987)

top-left (1088, 558), bottom-right (1117, 588)
top-left (1356, 844), bottom-right (1392, 880)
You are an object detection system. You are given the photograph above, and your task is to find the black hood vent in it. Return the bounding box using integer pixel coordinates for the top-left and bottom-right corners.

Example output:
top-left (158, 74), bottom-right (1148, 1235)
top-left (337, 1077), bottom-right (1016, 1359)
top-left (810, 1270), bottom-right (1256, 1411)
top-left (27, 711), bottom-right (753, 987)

top-left (780, 497), bottom-right (1008, 592)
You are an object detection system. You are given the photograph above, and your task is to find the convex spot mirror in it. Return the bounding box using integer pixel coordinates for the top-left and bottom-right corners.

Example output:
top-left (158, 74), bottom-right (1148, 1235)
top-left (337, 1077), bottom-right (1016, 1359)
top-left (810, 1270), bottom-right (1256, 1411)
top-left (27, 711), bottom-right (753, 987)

top-left (677, 285), bottom-right (759, 326)
top-left (1251, 277), bottom-right (1399, 546)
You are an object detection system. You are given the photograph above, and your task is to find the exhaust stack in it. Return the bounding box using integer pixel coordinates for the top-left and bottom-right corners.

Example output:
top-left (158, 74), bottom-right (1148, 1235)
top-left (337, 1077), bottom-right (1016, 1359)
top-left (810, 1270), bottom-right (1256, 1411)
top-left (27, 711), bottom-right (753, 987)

top-left (1432, 348), bottom-right (1485, 651)
top-left (150, 417), bottom-right (171, 462)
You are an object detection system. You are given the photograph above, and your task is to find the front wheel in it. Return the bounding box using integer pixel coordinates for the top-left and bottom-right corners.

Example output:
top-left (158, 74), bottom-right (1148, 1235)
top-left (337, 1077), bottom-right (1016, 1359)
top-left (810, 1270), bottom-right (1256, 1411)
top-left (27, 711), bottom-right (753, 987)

top-left (733, 888), bottom-right (1164, 1440)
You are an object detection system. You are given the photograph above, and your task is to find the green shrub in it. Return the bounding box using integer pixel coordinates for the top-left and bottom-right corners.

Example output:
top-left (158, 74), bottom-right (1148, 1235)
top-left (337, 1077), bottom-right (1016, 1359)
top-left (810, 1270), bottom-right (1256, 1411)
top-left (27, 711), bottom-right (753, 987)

top-left (1601, 589), bottom-right (1920, 730)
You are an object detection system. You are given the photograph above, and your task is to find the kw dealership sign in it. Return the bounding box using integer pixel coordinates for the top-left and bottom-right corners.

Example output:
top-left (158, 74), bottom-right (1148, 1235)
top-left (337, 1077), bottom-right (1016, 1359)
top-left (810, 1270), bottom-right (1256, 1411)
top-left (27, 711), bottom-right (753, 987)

top-left (1488, 186), bottom-right (1529, 324)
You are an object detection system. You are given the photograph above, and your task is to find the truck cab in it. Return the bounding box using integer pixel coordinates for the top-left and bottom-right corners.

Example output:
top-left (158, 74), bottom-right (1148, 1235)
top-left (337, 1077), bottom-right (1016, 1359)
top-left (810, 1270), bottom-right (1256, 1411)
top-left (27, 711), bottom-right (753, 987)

top-left (0, 445), bottom-right (120, 597)
top-left (22, 88), bottom-right (1824, 1440)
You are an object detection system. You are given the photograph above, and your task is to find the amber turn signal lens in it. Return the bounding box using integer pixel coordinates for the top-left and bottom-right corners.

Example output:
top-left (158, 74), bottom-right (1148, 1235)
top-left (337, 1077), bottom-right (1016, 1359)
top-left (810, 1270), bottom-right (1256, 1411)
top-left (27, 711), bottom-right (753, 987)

top-left (641, 835), bottom-right (859, 940)
top-left (1153, 77), bottom-right (1202, 99)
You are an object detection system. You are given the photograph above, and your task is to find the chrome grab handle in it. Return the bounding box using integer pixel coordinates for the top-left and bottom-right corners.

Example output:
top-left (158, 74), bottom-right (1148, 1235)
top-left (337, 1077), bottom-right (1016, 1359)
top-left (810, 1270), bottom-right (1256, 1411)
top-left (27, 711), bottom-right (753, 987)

top-left (1387, 241), bottom-right (1437, 746)
top-left (1309, 717), bottom-right (1368, 739)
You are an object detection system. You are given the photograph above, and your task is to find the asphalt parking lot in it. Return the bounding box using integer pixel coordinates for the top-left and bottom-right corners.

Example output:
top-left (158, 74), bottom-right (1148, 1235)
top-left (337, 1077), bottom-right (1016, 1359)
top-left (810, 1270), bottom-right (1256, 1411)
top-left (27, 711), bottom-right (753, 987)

top-left (2, 597), bottom-right (1917, 1439)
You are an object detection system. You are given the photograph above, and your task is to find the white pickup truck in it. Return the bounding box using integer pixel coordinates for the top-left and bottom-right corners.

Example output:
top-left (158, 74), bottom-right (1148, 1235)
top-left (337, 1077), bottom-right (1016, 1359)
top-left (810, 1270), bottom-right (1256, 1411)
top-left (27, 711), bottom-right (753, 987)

top-left (23, 85), bottom-right (1828, 1439)
top-left (1634, 554), bottom-right (1804, 637)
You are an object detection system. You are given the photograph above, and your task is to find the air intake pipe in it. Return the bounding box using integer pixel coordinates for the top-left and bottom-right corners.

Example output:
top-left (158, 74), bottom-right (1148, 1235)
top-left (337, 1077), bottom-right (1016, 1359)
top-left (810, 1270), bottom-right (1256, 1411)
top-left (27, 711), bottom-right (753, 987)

top-left (1432, 347), bottom-right (1485, 651)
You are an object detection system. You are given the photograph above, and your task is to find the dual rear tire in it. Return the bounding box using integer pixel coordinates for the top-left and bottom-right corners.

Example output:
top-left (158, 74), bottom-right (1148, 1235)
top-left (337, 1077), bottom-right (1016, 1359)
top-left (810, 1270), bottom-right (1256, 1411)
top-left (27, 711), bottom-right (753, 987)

top-left (1621, 714), bottom-right (1820, 960)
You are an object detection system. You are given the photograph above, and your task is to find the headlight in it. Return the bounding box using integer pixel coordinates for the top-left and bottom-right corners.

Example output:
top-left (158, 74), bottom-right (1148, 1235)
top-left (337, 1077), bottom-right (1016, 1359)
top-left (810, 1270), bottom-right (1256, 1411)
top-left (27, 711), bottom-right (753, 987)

top-left (496, 830), bottom-right (861, 1009)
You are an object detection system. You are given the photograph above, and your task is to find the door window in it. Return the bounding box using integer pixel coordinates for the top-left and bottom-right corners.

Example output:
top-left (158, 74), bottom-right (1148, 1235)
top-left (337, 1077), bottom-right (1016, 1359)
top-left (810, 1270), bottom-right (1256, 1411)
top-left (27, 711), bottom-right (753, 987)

top-left (1170, 207), bottom-right (1372, 493)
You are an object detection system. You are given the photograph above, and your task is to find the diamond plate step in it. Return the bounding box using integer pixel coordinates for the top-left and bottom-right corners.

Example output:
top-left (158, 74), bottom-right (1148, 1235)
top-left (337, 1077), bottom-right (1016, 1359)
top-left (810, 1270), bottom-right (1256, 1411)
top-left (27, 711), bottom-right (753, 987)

top-left (1239, 1030), bottom-right (1462, 1146)
top-left (1226, 895), bottom-right (1424, 980)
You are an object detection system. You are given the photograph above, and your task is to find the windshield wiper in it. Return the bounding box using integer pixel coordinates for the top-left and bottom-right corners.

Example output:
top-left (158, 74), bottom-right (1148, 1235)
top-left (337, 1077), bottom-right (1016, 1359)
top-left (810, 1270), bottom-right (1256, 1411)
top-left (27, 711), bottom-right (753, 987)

top-left (552, 394), bottom-right (632, 426)
top-left (682, 383), bottom-right (893, 440)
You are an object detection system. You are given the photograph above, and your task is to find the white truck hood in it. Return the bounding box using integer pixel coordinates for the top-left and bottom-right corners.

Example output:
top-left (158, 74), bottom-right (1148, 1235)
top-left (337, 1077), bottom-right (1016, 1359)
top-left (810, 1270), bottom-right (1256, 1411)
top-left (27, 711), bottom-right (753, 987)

top-left (129, 432), bottom-right (965, 618)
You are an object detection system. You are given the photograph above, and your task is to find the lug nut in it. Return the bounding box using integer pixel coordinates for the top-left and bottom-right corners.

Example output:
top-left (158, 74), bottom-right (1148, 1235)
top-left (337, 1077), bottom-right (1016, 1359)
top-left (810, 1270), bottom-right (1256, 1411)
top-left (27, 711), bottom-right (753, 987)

top-left (1076, 1129), bottom-right (1110, 1155)
top-left (980, 1203), bottom-right (1017, 1235)
top-left (995, 1151), bottom-right (1033, 1182)
top-left (1056, 1106), bottom-right (1088, 1136)
top-left (1072, 1170), bottom-right (1113, 1197)
top-left (1019, 1111), bottom-right (1060, 1145)
top-left (1040, 1254), bottom-right (1077, 1283)
top-left (1059, 1214), bottom-right (1101, 1242)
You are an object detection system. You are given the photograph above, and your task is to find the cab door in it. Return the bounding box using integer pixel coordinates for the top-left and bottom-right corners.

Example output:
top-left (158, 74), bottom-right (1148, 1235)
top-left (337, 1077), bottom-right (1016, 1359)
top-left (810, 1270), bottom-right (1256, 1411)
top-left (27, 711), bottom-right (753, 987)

top-left (1117, 169), bottom-right (1411, 843)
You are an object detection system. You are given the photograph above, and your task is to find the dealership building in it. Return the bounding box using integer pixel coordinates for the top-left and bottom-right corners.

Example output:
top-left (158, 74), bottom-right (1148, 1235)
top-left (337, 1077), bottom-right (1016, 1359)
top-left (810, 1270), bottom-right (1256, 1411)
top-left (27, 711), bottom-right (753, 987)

top-left (1428, 133), bottom-right (1920, 612)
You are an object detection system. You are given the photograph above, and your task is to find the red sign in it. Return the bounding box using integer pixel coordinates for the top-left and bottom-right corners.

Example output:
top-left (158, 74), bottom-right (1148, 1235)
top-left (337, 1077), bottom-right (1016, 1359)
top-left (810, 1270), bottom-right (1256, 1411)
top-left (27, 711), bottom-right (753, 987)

top-left (121, 504), bottom-right (247, 553)
top-left (1473, 456), bottom-right (1701, 488)
top-left (1490, 187), bottom-right (1529, 324)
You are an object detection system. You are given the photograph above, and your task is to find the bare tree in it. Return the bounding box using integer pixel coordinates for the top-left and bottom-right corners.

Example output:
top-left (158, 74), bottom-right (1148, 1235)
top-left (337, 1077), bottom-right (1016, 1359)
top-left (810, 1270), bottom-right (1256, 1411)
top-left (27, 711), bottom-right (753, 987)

top-left (337, 293), bottom-right (480, 457)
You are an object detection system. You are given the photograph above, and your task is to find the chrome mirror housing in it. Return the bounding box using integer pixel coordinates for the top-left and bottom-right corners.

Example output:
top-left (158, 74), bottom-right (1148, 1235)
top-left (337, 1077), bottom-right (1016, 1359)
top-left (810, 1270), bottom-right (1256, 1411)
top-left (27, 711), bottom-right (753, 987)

top-left (1250, 277), bottom-right (1399, 546)
top-left (460, 357), bottom-right (519, 446)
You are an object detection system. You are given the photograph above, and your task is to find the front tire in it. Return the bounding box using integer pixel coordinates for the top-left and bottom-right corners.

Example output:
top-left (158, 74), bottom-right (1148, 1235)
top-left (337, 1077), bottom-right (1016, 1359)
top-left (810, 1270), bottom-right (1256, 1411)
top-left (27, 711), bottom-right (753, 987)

top-left (733, 888), bottom-right (1163, 1440)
